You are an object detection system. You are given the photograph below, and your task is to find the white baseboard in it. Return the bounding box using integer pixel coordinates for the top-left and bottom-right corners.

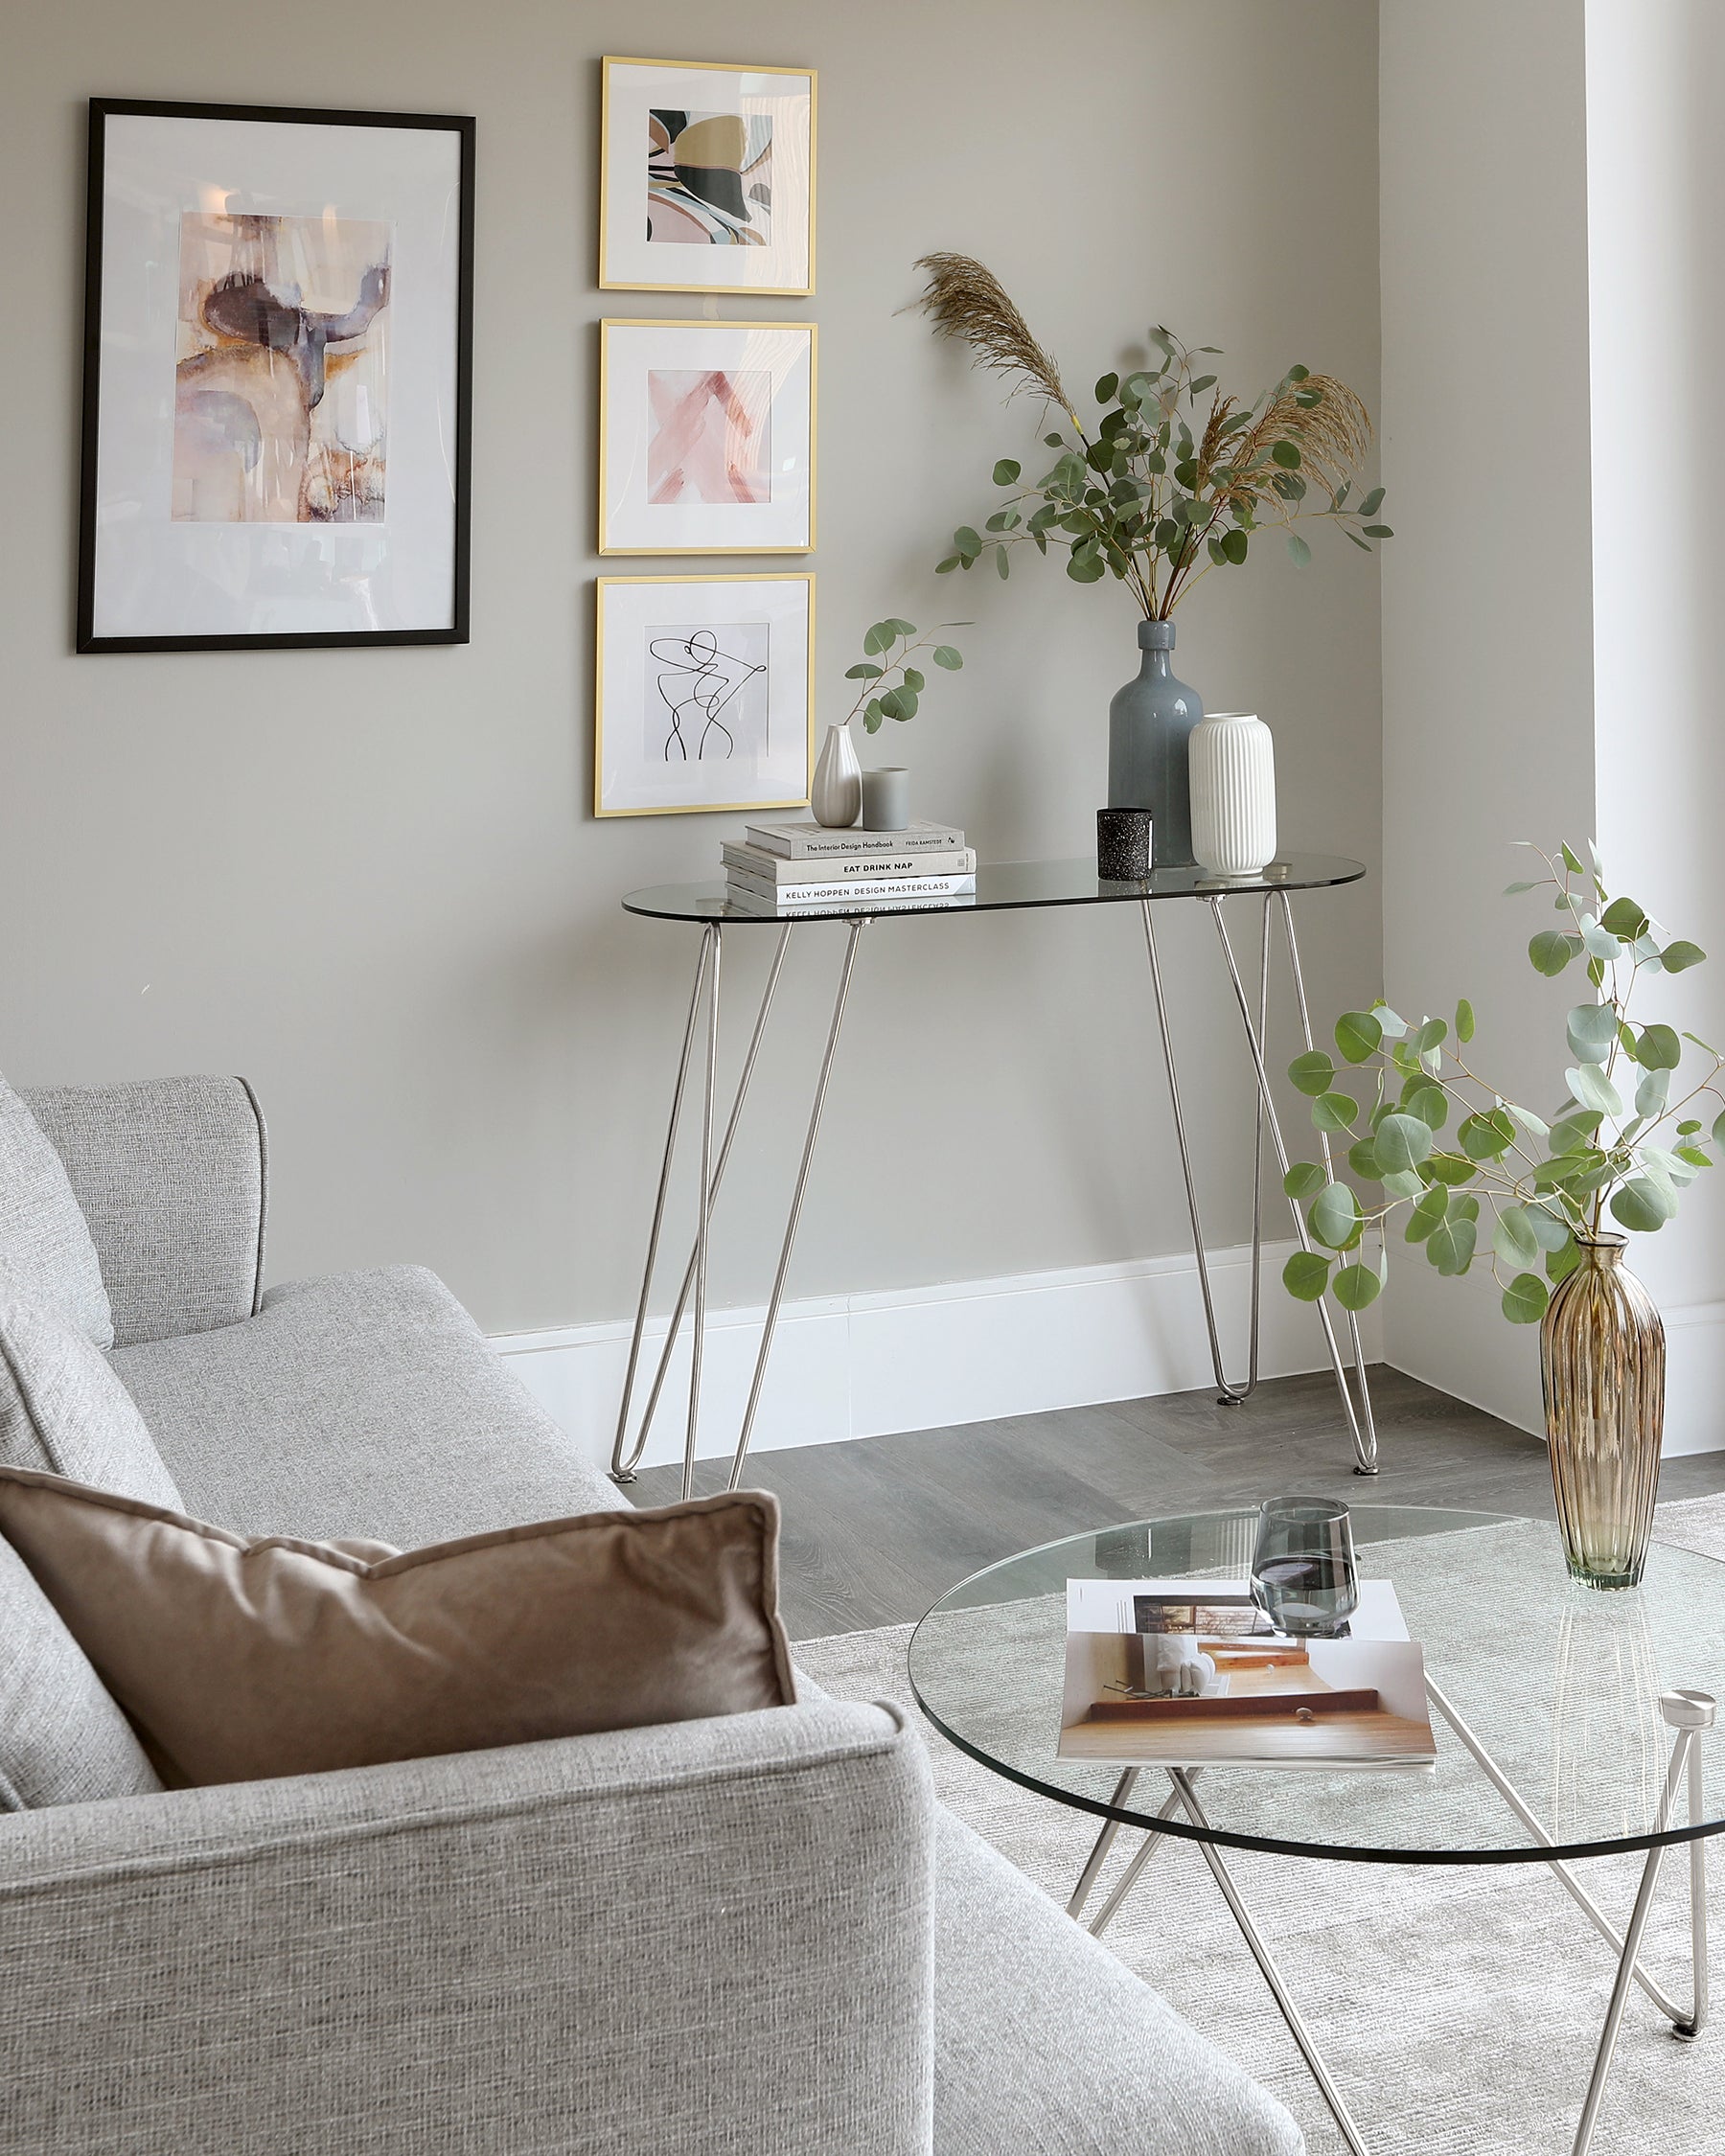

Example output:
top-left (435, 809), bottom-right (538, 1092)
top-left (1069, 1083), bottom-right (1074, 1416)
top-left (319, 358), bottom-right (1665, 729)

top-left (1660, 1298), bottom-right (1725, 1457)
top-left (494, 1240), bottom-right (1383, 1476)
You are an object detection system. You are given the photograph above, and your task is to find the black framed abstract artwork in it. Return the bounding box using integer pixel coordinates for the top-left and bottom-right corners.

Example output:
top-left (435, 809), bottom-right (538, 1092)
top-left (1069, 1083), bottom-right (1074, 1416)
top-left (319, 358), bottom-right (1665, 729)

top-left (77, 99), bottom-right (474, 653)
top-left (599, 58), bottom-right (814, 296)
top-left (594, 574), bottom-right (814, 817)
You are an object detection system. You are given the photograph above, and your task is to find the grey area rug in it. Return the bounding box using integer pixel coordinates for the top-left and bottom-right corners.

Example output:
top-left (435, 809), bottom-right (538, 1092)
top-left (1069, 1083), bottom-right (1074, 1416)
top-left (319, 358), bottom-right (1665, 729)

top-left (795, 1496), bottom-right (1725, 2156)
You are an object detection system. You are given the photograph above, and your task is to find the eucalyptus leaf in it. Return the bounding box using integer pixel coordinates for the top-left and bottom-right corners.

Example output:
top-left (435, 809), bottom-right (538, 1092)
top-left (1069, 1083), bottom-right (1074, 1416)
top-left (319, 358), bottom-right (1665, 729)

top-left (1548, 1239), bottom-right (1582, 1285)
top-left (1311, 1091), bottom-right (1360, 1134)
top-left (1610, 1178), bottom-right (1676, 1232)
top-left (1427, 1152), bottom-right (1479, 1186)
top-left (1637, 1023), bottom-right (1681, 1070)
top-left (992, 459), bottom-right (1022, 486)
top-left (1581, 920), bottom-right (1625, 962)
top-left (1289, 1050), bottom-right (1334, 1097)
top-left (1502, 1273), bottom-right (1550, 1325)
top-left (1332, 1261), bottom-right (1384, 1312)
top-left (1566, 1003), bottom-right (1618, 1065)
top-left (1414, 1018), bottom-right (1448, 1055)
top-left (1529, 930), bottom-right (1581, 977)
top-left (1286, 534), bottom-right (1312, 568)
top-left (1334, 1010), bottom-right (1383, 1064)
top-left (932, 646), bottom-right (963, 670)
top-left (1598, 896), bottom-right (1649, 940)
top-left (1381, 1168), bottom-right (1427, 1199)
top-left (1283, 1251), bottom-right (1330, 1301)
top-left (1493, 1206), bottom-right (1542, 1270)
top-left (1406, 1185), bottom-right (1448, 1243)
top-left (1372, 1003), bottom-right (1409, 1039)
top-left (1455, 998), bottom-right (1475, 1044)
top-left (1347, 1137), bottom-right (1382, 1180)
top-left (1283, 1162), bottom-right (1326, 1200)
top-left (1309, 1182), bottom-right (1360, 1250)
top-left (1523, 1204), bottom-right (1572, 1251)
top-left (1566, 1065), bottom-right (1624, 1117)
top-left (1427, 1215), bottom-right (1478, 1276)
top-left (1635, 1069), bottom-right (1671, 1118)
top-left (1507, 1102), bottom-right (1552, 1141)
top-left (1663, 940), bottom-right (1706, 972)
top-left (1374, 1112), bottom-right (1435, 1174)
top-left (1458, 1109), bottom-right (1515, 1160)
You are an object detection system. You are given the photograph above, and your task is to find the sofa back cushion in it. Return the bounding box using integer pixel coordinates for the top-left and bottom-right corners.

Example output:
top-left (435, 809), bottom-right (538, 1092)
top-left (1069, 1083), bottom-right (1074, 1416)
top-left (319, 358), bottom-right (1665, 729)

top-left (0, 1076), bottom-right (114, 1348)
top-left (0, 1282), bottom-right (184, 1508)
top-left (0, 1536), bottom-right (163, 1808)
top-left (0, 1472), bottom-right (796, 1788)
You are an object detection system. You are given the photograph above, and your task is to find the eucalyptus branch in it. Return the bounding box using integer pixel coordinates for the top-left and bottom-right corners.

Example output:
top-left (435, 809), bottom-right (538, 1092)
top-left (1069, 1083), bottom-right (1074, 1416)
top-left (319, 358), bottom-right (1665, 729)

top-left (1279, 841), bottom-right (1718, 1327)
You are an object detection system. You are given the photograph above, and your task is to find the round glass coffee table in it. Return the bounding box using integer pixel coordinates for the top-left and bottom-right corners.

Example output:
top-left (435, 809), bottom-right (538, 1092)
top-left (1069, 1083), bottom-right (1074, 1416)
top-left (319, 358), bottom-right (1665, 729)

top-left (908, 1503), bottom-right (1723, 2156)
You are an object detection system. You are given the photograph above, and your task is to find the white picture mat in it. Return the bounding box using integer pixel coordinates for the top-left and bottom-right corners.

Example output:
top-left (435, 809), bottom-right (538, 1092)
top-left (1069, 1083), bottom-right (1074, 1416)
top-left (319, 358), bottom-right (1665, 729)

top-left (602, 61), bottom-right (813, 293)
top-left (597, 577), bottom-right (812, 816)
top-left (91, 111), bottom-right (463, 640)
top-left (601, 321), bottom-right (813, 553)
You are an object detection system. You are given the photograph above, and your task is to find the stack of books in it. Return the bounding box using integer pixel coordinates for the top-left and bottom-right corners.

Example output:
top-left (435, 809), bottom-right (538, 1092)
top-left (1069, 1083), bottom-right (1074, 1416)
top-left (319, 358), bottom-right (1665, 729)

top-left (723, 818), bottom-right (977, 916)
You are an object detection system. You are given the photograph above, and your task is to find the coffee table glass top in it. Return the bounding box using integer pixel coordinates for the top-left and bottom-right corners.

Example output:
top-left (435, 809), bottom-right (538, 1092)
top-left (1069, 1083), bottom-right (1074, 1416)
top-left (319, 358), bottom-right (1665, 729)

top-left (623, 852), bottom-right (1366, 924)
top-left (907, 1504), bottom-right (1725, 1865)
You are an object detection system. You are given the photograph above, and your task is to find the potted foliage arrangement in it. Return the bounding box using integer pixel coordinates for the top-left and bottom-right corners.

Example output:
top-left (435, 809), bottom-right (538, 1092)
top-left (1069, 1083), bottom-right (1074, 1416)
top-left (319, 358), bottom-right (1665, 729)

top-left (1282, 842), bottom-right (1720, 1589)
top-left (909, 254), bottom-right (1390, 866)
top-left (810, 617), bottom-right (964, 828)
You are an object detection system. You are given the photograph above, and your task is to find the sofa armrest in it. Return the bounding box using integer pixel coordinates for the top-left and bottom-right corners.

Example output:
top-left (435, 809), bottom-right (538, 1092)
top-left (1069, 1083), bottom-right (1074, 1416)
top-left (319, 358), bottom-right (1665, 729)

top-left (20, 1076), bottom-right (266, 1346)
top-left (0, 1699), bottom-right (935, 2156)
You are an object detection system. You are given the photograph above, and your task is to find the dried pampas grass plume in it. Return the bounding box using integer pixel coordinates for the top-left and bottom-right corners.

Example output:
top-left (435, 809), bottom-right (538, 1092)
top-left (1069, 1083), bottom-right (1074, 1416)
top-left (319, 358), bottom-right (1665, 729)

top-left (908, 253), bottom-right (1077, 426)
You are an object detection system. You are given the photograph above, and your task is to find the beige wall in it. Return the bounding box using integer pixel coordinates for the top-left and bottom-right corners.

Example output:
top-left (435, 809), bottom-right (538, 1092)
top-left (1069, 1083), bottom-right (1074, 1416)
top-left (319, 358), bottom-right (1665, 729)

top-left (1, 0), bottom-right (1382, 1341)
top-left (1378, 0), bottom-right (1598, 1433)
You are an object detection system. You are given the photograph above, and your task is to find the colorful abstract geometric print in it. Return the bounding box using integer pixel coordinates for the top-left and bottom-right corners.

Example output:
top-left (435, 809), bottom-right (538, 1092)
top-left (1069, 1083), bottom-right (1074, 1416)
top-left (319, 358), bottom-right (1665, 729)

top-left (647, 110), bottom-right (772, 246)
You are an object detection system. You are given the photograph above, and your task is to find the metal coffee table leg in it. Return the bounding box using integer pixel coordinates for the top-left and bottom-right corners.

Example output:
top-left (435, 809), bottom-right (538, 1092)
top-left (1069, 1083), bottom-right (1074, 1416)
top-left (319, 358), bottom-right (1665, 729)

top-left (1167, 1770), bottom-right (1372, 2156)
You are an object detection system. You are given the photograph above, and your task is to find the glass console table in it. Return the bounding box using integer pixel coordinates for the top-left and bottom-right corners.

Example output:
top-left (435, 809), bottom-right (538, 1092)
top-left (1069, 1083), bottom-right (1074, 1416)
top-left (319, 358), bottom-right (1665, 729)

top-left (909, 1504), bottom-right (1721, 2156)
top-left (612, 854), bottom-right (1372, 1497)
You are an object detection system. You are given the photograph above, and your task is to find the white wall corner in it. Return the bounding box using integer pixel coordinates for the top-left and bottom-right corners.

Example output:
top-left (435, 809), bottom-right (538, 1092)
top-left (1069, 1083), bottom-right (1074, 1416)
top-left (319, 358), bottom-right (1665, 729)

top-left (494, 1241), bottom-right (1382, 1477)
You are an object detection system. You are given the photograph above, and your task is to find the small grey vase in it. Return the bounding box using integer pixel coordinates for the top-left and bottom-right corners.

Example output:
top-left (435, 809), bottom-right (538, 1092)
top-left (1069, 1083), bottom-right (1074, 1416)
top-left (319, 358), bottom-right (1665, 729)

top-left (1108, 619), bottom-right (1203, 869)
top-left (810, 721), bottom-right (862, 828)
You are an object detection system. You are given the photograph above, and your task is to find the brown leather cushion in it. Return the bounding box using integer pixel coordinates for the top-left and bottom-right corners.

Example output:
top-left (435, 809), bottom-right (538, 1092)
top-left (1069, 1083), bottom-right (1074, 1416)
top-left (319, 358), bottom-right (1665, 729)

top-left (0, 1467), bottom-right (795, 1788)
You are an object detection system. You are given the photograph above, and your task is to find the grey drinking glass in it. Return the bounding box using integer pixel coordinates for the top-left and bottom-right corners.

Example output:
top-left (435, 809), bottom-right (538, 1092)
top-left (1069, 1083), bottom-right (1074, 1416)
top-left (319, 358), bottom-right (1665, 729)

top-left (1251, 1496), bottom-right (1360, 1636)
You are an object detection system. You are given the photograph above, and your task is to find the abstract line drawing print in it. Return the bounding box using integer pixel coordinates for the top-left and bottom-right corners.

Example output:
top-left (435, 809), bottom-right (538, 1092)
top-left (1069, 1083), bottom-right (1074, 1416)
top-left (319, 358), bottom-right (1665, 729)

top-left (647, 369), bottom-right (772, 505)
top-left (173, 213), bottom-right (391, 523)
top-left (649, 621), bottom-right (770, 761)
top-left (647, 110), bottom-right (772, 246)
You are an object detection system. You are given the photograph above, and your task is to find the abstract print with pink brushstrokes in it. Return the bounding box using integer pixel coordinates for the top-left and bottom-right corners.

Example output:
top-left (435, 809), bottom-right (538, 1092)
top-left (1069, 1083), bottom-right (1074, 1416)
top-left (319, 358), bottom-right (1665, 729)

top-left (646, 369), bottom-right (773, 505)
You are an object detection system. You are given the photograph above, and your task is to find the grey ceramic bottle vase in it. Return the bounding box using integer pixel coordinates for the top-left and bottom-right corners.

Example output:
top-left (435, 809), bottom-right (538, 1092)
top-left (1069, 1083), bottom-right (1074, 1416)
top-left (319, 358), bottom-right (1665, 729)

top-left (1108, 618), bottom-right (1203, 868)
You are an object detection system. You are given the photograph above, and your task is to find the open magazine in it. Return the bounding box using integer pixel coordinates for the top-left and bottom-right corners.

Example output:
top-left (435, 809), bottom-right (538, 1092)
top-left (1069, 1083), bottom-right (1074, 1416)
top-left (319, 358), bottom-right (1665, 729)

top-left (1059, 1577), bottom-right (1437, 1770)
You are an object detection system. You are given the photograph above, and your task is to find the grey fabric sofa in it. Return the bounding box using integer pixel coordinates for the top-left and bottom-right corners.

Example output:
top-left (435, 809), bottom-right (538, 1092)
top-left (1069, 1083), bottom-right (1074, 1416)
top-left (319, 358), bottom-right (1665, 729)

top-left (0, 1074), bottom-right (1303, 2156)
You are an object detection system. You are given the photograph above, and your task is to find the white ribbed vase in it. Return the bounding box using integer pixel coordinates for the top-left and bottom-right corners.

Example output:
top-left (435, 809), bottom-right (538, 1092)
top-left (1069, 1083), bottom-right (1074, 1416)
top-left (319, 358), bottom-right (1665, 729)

top-left (1189, 710), bottom-right (1276, 877)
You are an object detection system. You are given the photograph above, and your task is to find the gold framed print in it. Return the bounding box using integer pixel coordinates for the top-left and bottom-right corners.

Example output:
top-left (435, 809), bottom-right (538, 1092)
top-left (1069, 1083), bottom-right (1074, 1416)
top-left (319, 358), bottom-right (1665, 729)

top-left (599, 319), bottom-right (815, 555)
top-left (594, 573), bottom-right (814, 817)
top-left (599, 57), bottom-right (815, 295)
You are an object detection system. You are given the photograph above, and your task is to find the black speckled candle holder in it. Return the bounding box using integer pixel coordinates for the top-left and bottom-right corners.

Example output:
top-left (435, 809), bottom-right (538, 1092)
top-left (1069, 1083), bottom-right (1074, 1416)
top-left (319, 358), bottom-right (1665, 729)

top-left (1096, 808), bottom-right (1152, 881)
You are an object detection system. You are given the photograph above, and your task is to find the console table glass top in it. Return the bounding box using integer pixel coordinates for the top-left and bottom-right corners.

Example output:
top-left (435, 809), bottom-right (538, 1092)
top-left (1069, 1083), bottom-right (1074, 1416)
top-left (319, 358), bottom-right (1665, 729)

top-left (623, 851), bottom-right (1366, 923)
top-left (908, 1502), bottom-right (1725, 1866)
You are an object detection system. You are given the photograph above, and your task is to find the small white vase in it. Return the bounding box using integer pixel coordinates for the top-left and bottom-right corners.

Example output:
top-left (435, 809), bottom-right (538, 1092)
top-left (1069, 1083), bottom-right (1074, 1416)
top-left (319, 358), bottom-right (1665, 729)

top-left (1189, 710), bottom-right (1276, 877)
top-left (810, 720), bottom-right (862, 828)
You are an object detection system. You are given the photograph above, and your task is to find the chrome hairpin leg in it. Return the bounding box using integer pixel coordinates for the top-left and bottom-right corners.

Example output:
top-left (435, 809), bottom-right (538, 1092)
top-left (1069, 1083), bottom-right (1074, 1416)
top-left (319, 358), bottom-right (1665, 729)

top-left (1573, 1691), bottom-right (1714, 2155)
top-left (1141, 899), bottom-right (1265, 1406)
top-left (1425, 1675), bottom-right (1705, 2030)
top-left (1068, 1769), bottom-right (1142, 1919)
top-left (727, 919), bottom-right (868, 1492)
top-left (610, 926), bottom-right (715, 1484)
top-left (610, 927), bottom-right (794, 1484)
top-left (1273, 890), bottom-right (1380, 1472)
top-left (1209, 899), bottom-right (1378, 1476)
top-left (1167, 1769), bottom-right (1371, 2156)
top-left (682, 924), bottom-right (723, 1502)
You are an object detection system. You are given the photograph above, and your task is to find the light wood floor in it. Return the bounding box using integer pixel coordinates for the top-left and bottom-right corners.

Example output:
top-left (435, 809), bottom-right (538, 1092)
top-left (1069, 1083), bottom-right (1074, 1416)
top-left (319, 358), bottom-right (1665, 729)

top-left (631, 1365), bottom-right (1725, 1640)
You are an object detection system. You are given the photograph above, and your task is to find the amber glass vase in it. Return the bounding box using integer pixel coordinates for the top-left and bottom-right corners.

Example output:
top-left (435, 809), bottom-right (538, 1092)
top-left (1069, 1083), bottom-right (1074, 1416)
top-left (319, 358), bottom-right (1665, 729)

top-left (1540, 1234), bottom-right (1666, 1590)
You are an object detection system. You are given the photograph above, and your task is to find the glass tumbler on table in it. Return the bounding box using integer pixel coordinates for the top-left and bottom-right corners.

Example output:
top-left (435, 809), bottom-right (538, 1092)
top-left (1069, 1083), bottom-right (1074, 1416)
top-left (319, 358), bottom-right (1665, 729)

top-left (1251, 1496), bottom-right (1359, 1637)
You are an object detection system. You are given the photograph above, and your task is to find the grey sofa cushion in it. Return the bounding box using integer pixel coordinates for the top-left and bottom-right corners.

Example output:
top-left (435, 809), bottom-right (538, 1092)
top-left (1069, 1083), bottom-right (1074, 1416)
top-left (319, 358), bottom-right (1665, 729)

top-left (113, 1264), bottom-right (619, 1545)
top-left (0, 1283), bottom-right (183, 1508)
top-left (931, 1807), bottom-right (1304, 2155)
top-left (0, 1076), bottom-right (113, 1349)
top-left (0, 1537), bottom-right (163, 1810)
top-left (21, 1077), bottom-right (266, 1348)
